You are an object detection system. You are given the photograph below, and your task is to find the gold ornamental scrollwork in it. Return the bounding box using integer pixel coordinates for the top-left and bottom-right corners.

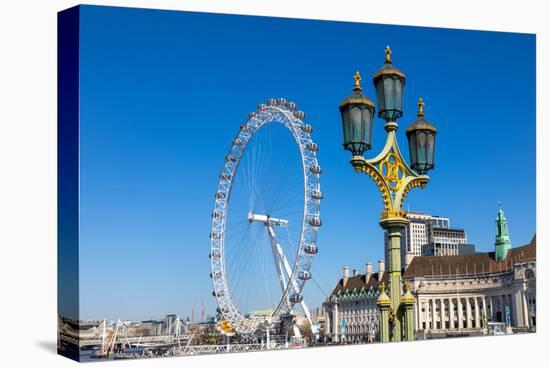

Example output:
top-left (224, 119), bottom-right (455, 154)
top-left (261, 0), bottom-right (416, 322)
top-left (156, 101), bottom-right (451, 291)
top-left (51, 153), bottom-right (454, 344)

top-left (379, 152), bottom-right (406, 192)
top-left (356, 129), bottom-right (429, 221)
top-left (381, 209), bottom-right (407, 220)
top-left (361, 164), bottom-right (392, 215)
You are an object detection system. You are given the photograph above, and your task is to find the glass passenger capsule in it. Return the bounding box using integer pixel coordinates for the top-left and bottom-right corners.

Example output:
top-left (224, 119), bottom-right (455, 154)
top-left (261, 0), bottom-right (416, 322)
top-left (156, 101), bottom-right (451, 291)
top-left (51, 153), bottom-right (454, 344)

top-left (289, 294), bottom-right (303, 303)
top-left (301, 124), bottom-right (313, 133)
top-left (309, 217), bottom-right (322, 226)
top-left (310, 190), bottom-right (324, 200)
top-left (309, 165), bottom-right (322, 174)
top-left (294, 111), bottom-right (306, 120)
top-left (304, 244), bottom-right (318, 255)
top-left (307, 142), bottom-right (319, 152)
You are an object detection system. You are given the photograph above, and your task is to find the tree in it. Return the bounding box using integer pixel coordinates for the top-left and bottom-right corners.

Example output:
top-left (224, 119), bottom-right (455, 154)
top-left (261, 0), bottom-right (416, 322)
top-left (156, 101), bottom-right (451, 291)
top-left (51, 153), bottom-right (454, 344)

top-left (194, 325), bottom-right (220, 345)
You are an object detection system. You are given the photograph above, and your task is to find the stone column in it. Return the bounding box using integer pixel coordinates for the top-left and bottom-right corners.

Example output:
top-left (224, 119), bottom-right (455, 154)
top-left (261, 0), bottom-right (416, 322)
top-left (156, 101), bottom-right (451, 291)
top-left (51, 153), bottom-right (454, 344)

top-left (333, 302), bottom-right (339, 342)
top-left (414, 298), bottom-right (420, 331)
top-left (425, 300), bottom-right (429, 331)
top-left (457, 298), bottom-right (463, 330)
top-left (488, 296), bottom-right (495, 321)
top-left (508, 294), bottom-right (517, 326)
top-left (431, 298), bottom-right (437, 330)
top-left (449, 298), bottom-right (455, 329)
top-left (482, 296), bottom-right (488, 332)
top-left (474, 297), bottom-right (480, 329)
top-left (325, 308), bottom-right (331, 337)
top-left (425, 301), bottom-right (430, 330)
top-left (418, 298), bottom-right (426, 330)
top-left (512, 282), bottom-right (524, 327)
top-left (500, 294), bottom-right (505, 322)
top-left (440, 298), bottom-right (446, 330)
top-left (522, 290), bottom-right (530, 328)
top-left (507, 294), bottom-right (514, 325)
top-left (466, 298), bottom-right (472, 329)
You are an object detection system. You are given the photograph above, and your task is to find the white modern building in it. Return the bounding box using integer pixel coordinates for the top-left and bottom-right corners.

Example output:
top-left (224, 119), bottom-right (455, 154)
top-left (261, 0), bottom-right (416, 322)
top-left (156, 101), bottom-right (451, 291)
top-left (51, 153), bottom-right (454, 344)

top-left (422, 227), bottom-right (474, 257)
top-left (386, 212), bottom-right (473, 269)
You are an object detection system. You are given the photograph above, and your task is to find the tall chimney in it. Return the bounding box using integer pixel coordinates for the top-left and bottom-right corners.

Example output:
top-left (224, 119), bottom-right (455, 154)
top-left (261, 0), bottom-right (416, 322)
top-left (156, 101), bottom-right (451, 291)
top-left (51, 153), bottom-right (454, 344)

top-left (378, 259), bottom-right (385, 281)
top-left (343, 266), bottom-right (350, 286)
top-left (352, 268), bottom-right (359, 277)
top-left (365, 262), bottom-right (373, 283)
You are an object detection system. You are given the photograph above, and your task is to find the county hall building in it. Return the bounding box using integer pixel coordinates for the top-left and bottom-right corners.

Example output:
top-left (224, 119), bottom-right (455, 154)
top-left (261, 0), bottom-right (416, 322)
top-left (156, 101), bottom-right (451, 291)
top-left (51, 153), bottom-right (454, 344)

top-left (323, 206), bottom-right (536, 342)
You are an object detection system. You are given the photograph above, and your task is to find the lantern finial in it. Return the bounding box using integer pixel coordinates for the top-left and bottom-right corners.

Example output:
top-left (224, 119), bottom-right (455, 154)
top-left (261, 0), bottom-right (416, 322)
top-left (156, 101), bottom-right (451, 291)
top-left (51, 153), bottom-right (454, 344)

top-left (353, 71), bottom-right (362, 91)
top-left (385, 45), bottom-right (392, 64)
top-left (417, 98), bottom-right (425, 117)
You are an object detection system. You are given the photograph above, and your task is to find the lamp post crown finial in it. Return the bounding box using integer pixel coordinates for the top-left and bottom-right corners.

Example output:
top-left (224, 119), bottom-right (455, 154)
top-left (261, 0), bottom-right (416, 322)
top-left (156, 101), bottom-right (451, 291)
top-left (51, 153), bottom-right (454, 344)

top-left (353, 71), bottom-right (362, 91)
top-left (385, 45), bottom-right (392, 64)
top-left (417, 97), bottom-right (425, 117)
top-left (380, 282), bottom-right (386, 292)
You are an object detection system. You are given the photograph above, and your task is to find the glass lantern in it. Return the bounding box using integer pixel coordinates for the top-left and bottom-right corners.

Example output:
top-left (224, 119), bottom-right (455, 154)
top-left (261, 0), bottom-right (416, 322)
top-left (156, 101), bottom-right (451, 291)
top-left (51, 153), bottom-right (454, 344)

top-left (406, 98), bottom-right (437, 174)
top-left (339, 71), bottom-right (375, 157)
top-left (373, 46), bottom-right (406, 122)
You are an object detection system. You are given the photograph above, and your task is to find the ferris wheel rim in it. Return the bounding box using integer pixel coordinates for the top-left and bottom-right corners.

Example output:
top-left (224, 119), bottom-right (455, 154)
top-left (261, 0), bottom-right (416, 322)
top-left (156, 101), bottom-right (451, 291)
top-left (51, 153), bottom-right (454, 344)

top-left (209, 98), bottom-right (321, 335)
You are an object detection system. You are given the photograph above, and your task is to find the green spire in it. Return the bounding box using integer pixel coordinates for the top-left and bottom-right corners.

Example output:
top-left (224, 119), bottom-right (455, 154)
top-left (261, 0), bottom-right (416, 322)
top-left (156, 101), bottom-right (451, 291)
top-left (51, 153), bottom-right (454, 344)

top-left (495, 201), bottom-right (512, 262)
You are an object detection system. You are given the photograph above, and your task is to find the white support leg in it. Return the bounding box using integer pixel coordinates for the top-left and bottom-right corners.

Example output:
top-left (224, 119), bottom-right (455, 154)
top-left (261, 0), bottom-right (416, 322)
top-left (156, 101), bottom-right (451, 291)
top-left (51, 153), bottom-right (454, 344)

top-left (267, 225), bottom-right (289, 298)
top-left (267, 225), bottom-right (318, 337)
top-left (250, 211), bottom-right (319, 338)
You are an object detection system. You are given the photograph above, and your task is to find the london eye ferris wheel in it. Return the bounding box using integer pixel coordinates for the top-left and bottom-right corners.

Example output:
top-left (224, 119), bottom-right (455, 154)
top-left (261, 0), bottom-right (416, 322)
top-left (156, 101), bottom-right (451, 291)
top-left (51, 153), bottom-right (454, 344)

top-left (209, 98), bottom-right (323, 335)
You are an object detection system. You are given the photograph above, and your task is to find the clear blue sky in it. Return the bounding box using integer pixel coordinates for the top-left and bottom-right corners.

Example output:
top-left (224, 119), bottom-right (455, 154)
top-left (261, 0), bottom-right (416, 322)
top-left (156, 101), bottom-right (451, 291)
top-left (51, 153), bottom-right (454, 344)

top-left (76, 5), bottom-right (535, 321)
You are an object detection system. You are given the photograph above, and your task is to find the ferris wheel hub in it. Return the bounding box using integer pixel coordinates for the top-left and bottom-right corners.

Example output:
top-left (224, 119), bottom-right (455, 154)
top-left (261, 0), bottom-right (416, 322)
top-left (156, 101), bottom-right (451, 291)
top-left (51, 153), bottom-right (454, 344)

top-left (248, 211), bottom-right (288, 227)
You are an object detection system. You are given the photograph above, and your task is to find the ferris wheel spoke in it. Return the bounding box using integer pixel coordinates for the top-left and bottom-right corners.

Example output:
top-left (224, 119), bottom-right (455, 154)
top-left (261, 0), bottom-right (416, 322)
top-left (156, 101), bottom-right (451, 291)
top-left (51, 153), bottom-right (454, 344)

top-left (226, 236), bottom-right (257, 283)
top-left (261, 169), bottom-right (299, 213)
top-left (265, 172), bottom-right (302, 211)
top-left (266, 191), bottom-right (300, 216)
top-left (271, 208), bottom-right (304, 220)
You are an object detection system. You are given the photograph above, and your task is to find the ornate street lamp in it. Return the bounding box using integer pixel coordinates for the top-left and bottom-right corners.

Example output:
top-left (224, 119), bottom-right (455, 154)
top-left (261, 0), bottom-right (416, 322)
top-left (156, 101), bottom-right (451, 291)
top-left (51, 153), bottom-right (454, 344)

top-left (339, 71), bottom-right (375, 164)
top-left (373, 46), bottom-right (405, 122)
top-left (406, 98), bottom-right (437, 174)
top-left (338, 46), bottom-right (437, 343)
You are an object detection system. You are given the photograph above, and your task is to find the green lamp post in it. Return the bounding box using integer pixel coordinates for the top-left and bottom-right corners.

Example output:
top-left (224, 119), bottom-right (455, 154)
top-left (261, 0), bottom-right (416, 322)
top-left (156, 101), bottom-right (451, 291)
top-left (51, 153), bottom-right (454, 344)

top-left (339, 46), bottom-right (438, 342)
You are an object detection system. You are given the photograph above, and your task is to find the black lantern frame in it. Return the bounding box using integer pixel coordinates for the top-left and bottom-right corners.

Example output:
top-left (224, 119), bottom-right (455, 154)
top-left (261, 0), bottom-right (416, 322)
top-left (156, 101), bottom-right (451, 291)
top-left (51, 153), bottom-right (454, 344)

top-left (406, 99), bottom-right (437, 174)
top-left (339, 72), bottom-right (375, 157)
top-left (373, 47), bottom-right (405, 122)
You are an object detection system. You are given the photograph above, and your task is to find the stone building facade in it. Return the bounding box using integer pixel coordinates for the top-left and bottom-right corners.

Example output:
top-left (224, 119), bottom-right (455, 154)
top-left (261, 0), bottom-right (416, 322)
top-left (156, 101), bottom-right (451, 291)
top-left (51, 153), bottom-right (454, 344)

top-left (323, 261), bottom-right (386, 343)
top-left (323, 206), bottom-right (535, 342)
top-left (404, 236), bottom-right (535, 336)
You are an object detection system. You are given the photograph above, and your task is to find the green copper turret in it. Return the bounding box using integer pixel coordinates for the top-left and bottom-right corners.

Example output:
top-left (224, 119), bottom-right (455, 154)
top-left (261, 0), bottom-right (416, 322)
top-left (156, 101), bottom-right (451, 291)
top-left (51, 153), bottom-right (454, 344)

top-left (495, 202), bottom-right (512, 262)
